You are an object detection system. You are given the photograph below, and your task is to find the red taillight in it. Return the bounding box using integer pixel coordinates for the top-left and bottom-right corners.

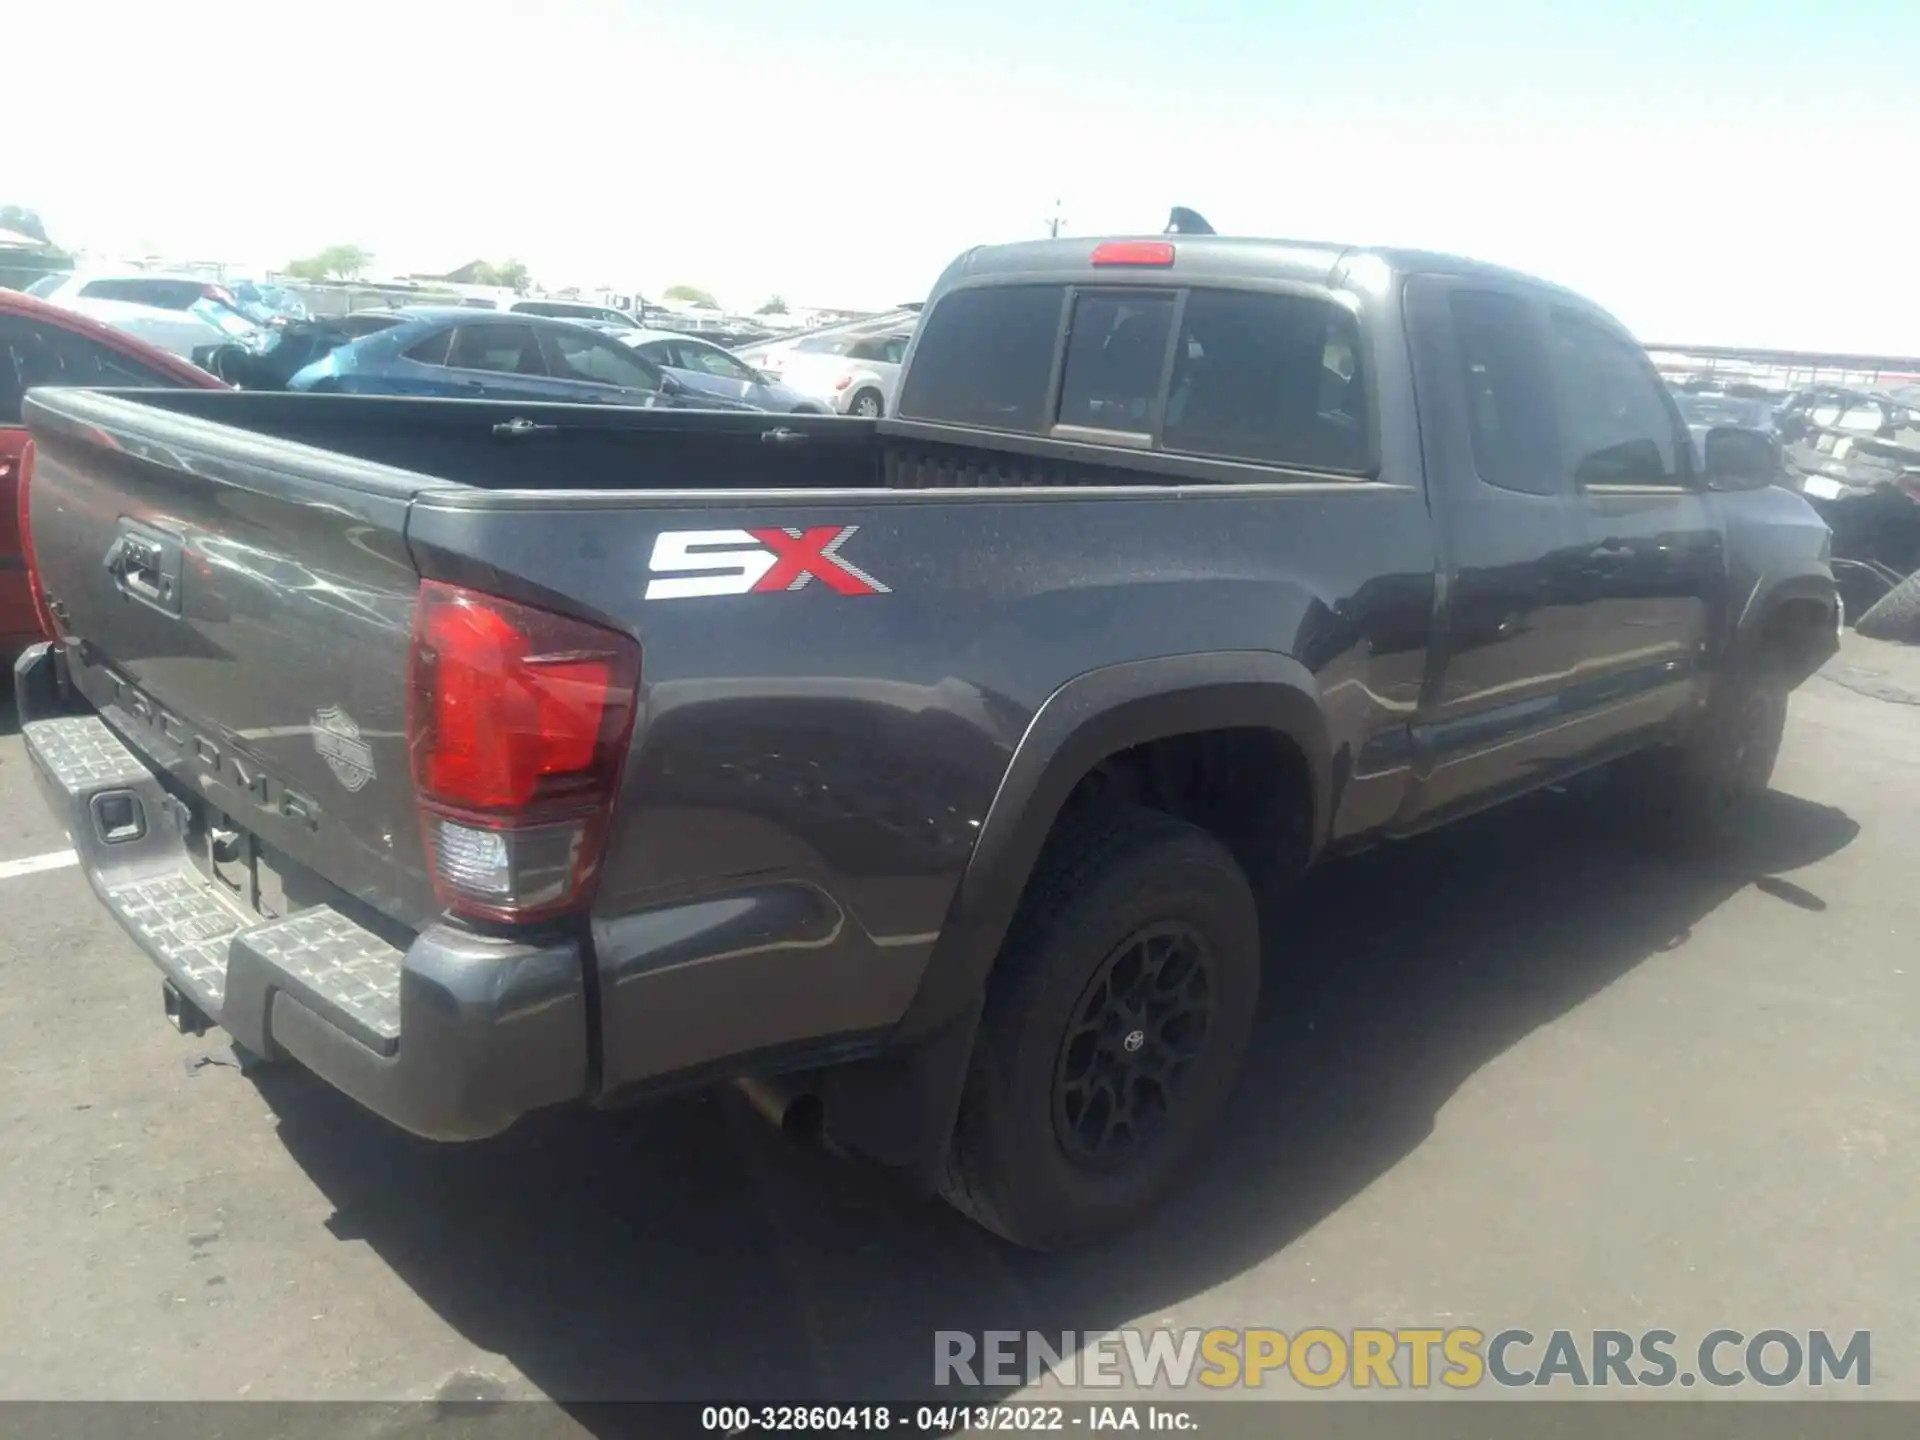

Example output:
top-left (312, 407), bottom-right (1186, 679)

top-left (1091, 241), bottom-right (1176, 268)
top-left (407, 581), bottom-right (641, 923)
top-left (15, 440), bottom-right (57, 642)
top-left (834, 374), bottom-right (852, 391)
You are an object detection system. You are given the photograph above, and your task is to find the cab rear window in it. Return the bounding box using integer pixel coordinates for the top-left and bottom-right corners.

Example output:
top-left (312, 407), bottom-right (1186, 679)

top-left (897, 285), bottom-right (1062, 433)
top-left (901, 282), bottom-right (1370, 475)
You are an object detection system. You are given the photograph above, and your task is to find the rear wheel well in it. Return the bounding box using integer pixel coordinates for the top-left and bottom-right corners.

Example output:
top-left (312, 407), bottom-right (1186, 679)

top-left (1052, 727), bottom-right (1313, 896)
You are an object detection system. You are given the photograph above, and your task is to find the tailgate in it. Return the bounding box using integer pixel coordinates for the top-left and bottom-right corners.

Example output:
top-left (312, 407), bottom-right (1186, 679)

top-left (23, 389), bottom-right (439, 930)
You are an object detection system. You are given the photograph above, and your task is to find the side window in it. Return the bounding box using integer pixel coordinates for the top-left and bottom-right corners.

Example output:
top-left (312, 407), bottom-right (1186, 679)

top-left (1448, 290), bottom-right (1561, 495)
top-left (1836, 397), bottom-right (1888, 434)
top-left (0, 317), bottom-right (29, 425)
top-left (1549, 311), bottom-right (1685, 486)
top-left (402, 329), bottom-right (454, 366)
top-left (446, 323), bottom-right (547, 376)
top-left (682, 344), bottom-right (754, 382)
top-left (882, 336), bottom-right (910, 366)
top-left (1055, 292), bottom-right (1176, 434)
top-left (1161, 289), bottom-right (1369, 472)
top-left (1, 316), bottom-right (187, 426)
top-left (540, 329), bottom-right (660, 391)
top-left (897, 285), bottom-right (1064, 433)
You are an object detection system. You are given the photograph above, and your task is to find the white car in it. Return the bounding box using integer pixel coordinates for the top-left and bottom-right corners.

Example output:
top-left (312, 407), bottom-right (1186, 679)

top-left (38, 272), bottom-right (269, 359)
top-left (55, 296), bottom-right (261, 363)
top-left (758, 330), bottom-right (912, 417)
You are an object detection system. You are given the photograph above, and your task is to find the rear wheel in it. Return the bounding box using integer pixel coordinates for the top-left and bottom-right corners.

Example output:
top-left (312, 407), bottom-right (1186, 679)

top-left (849, 389), bottom-right (884, 419)
top-left (940, 807), bottom-right (1261, 1250)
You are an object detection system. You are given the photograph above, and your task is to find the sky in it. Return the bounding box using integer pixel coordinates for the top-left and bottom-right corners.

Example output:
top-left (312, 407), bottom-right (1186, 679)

top-left (9, 0), bottom-right (1916, 352)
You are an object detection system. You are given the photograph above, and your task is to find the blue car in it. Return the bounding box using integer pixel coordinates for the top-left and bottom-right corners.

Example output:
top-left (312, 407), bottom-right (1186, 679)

top-left (617, 329), bottom-right (829, 414)
top-left (286, 308), bottom-right (759, 410)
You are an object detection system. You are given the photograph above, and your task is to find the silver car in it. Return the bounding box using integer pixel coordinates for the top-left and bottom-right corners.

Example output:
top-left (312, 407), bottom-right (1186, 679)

top-left (619, 329), bottom-right (829, 413)
top-left (757, 331), bottom-right (912, 417)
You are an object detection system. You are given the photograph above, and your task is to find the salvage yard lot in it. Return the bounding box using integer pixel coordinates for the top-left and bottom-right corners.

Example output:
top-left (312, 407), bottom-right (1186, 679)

top-left (0, 639), bottom-right (1915, 1406)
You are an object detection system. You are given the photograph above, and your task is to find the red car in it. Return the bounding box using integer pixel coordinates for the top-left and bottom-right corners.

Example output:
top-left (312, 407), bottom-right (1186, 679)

top-left (2, 290), bottom-right (226, 665)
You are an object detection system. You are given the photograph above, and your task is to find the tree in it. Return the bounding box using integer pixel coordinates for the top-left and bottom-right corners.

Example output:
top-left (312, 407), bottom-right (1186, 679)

top-left (664, 284), bottom-right (719, 309)
top-left (496, 259), bottom-right (531, 294)
top-left (0, 205), bottom-right (51, 246)
top-left (286, 244), bottom-right (372, 281)
top-left (756, 295), bottom-right (789, 316)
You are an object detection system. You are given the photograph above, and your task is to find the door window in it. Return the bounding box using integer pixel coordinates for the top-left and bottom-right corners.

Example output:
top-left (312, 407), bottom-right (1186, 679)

top-left (1549, 311), bottom-right (1687, 486)
top-left (675, 343), bottom-right (755, 382)
top-left (446, 323), bottom-right (548, 376)
top-left (539, 329), bottom-right (660, 391)
top-left (1449, 290), bottom-right (1562, 495)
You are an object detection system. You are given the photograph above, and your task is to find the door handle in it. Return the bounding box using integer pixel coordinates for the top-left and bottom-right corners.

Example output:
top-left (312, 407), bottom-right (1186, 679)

top-left (1587, 541), bottom-right (1634, 563)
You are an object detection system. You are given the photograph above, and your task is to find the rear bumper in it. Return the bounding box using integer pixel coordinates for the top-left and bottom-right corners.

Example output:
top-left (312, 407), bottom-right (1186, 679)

top-left (14, 643), bottom-right (589, 1141)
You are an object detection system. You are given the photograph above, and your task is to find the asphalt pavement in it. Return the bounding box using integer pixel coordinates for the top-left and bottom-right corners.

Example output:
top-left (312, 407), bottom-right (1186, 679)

top-left (0, 637), bottom-right (1913, 1415)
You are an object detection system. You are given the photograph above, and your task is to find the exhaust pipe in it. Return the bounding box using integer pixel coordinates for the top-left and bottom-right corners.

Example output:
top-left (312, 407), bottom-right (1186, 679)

top-left (735, 1075), bottom-right (824, 1141)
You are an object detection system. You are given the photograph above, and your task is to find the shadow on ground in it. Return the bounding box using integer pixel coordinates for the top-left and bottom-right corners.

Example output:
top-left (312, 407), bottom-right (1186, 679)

top-left (254, 784), bottom-right (1857, 1415)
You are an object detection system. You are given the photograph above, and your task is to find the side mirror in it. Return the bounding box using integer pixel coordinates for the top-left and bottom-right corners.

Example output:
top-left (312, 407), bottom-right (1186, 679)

top-left (658, 373), bottom-right (684, 397)
top-left (1703, 426), bottom-right (1776, 489)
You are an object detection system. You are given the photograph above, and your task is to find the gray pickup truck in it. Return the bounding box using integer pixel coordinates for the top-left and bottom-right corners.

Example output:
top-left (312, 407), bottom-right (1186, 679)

top-left (14, 233), bottom-right (1839, 1250)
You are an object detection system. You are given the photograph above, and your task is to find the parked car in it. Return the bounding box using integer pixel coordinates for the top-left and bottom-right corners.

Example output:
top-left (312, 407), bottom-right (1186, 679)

top-left (1776, 385), bottom-right (1920, 637)
top-left (758, 329), bottom-right (912, 416)
top-left (36, 272), bottom-right (264, 334)
top-left (0, 290), bottom-right (224, 663)
top-left (229, 280), bottom-right (311, 325)
top-left (198, 313), bottom-right (414, 391)
top-left (55, 295), bottom-right (264, 364)
top-left (15, 233), bottom-right (1838, 1251)
top-left (618, 329), bottom-right (828, 413)
top-left (476, 297), bottom-right (642, 329)
top-left (285, 309), bottom-right (760, 410)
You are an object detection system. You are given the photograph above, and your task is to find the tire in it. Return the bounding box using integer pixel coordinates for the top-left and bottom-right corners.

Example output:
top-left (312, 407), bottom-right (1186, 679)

top-left (849, 389), bottom-right (883, 419)
top-left (1853, 568), bottom-right (1920, 643)
top-left (940, 806), bottom-right (1261, 1251)
top-left (1613, 660), bottom-right (1790, 854)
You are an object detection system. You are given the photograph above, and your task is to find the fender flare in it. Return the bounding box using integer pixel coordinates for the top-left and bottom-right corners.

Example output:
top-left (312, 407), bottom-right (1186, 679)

top-left (894, 651), bottom-right (1330, 1042)
top-left (1730, 566), bottom-right (1840, 679)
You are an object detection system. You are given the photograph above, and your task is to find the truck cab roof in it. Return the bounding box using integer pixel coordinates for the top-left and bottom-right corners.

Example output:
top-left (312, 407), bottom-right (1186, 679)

top-left (939, 234), bottom-right (1603, 312)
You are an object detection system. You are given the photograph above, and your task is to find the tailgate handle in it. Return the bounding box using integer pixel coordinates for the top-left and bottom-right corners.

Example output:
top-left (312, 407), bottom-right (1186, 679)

top-left (105, 525), bottom-right (183, 616)
top-left (760, 426), bottom-right (808, 445)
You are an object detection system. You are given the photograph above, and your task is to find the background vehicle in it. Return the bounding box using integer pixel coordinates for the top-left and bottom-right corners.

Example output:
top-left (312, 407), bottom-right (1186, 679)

top-left (1670, 386), bottom-right (1788, 486)
top-left (14, 233), bottom-right (1837, 1252)
top-left (759, 330), bottom-right (911, 416)
top-left (620, 329), bottom-right (828, 413)
top-left (0, 290), bottom-right (224, 662)
top-left (285, 309), bottom-right (759, 409)
top-left (1777, 384), bottom-right (1920, 636)
top-left (229, 280), bottom-right (311, 325)
top-left (484, 297), bottom-right (642, 329)
top-left (55, 296), bottom-right (264, 363)
top-left (200, 312), bottom-right (414, 390)
top-left (36, 272), bottom-right (263, 332)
